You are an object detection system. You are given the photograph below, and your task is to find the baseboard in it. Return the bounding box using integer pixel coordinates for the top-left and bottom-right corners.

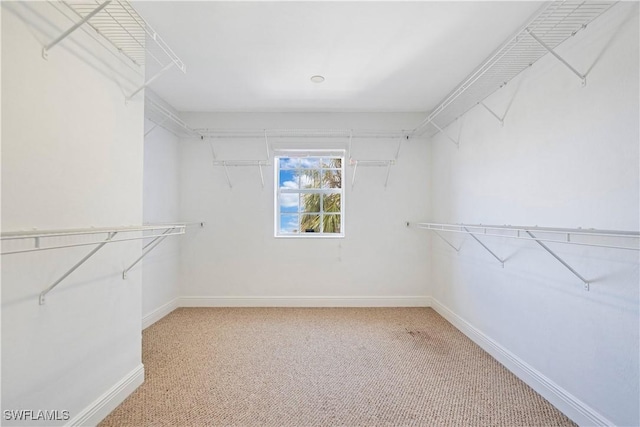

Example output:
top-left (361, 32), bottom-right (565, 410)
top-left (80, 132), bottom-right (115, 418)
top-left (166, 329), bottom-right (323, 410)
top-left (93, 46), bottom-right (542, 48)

top-left (429, 298), bottom-right (613, 427)
top-left (67, 363), bottom-right (144, 427)
top-left (179, 296), bottom-right (431, 307)
top-left (142, 297), bottom-right (179, 329)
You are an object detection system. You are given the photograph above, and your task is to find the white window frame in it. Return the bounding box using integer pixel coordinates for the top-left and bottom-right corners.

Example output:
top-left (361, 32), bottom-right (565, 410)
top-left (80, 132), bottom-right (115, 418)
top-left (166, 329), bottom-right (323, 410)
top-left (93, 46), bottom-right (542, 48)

top-left (274, 150), bottom-right (345, 238)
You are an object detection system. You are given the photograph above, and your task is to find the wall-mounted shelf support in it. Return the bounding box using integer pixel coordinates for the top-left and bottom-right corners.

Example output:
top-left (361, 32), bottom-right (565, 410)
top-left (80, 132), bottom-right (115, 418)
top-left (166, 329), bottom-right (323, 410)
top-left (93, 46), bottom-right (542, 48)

top-left (433, 231), bottom-right (460, 252)
top-left (212, 160), bottom-right (271, 189)
top-left (526, 29), bottom-right (587, 87)
top-left (417, 222), bottom-right (640, 291)
top-left (428, 121), bottom-right (460, 148)
top-left (479, 102), bottom-right (504, 126)
top-left (410, 2), bottom-right (614, 137)
top-left (123, 227), bottom-right (176, 279)
top-left (42, 0), bottom-right (111, 59)
top-left (2, 224), bottom-right (198, 304)
top-left (44, 1), bottom-right (186, 102)
top-left (264, 131), bottom-right (271, 159)
top-left (464, 226), bottom-right (505, 267)
top-left (350, 159), bottom-right (397, 189)
top-left (525, 230), bottom-right (589, 290)
top-left (127, 62), bottom-right (176, 101)
top-left (145, 116), bottom-right (169, 138)
top-left (39, 231), bottom-right (117, 305)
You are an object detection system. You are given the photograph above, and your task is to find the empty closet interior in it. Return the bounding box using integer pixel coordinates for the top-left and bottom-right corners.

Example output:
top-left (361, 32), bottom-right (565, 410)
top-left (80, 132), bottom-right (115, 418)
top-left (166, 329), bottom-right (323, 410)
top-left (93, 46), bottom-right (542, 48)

top-left (1, 1), bottom-right (639, 426)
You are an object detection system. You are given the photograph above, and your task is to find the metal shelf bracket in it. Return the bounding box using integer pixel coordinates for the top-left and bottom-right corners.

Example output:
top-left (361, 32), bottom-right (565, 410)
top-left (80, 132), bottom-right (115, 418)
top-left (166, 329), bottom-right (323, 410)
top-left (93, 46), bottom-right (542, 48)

top-left (42, 0), bottom-right (112, 60)
top-left (464, 226), bottom-right (505, 267)
top-left (122, 228), bottom-right (175, 279)
top-left (212, 160), bottom-right (271, 189)
top-left (39, 231), bottom-right (117, 305)
top-left (479, 102), bottom-right (504, 127)
top-left (127, 62), bottom-right (176, 102)
top-left (429, 121), bottom-right (460, 148)
top-left (433, 231), bottom-right (460, 253)
top-left (525, 230), bottom-right (590, 290)
top-left (526, 28), bottom-right (587, 87)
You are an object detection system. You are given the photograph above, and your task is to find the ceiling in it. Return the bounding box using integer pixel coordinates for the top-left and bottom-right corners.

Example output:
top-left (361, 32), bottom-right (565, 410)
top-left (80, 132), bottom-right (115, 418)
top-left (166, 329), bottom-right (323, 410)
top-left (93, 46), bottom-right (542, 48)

top-left (133, 1), bottom-right (544, 113)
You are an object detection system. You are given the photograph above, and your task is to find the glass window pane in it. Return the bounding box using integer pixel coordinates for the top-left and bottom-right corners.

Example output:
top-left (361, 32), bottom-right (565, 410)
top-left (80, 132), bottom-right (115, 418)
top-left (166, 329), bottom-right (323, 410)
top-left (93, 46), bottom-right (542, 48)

top-left (279, 169), bottom-right (299, 190)
top-left (280, 214), bottom-right (299, 234)
top-left (279, 194), bottom-right (298, 213)
top-left (301, 170), bottom-right (320, 189)
top-left (279, 158), bottom-right (299, 169)
top-left (322, 194), bottom-right (341, 213)
top-left (300, 193), bottom-right (320, 213)
top-left (322, 158), bottom-right (342, 168)
top-left (322, 170), bottom-right (342, 189)
top-left (300, 158), bottom-right (320, 168)
top-left (323, 214), bottom-right (341, 233)
top-left (300, 214), bottom-right (320, 233)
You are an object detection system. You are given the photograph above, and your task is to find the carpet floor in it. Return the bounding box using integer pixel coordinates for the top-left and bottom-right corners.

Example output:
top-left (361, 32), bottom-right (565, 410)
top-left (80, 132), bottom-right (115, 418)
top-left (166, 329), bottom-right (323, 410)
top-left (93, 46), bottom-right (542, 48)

top-left (100, 307), bottom-right (575, 426)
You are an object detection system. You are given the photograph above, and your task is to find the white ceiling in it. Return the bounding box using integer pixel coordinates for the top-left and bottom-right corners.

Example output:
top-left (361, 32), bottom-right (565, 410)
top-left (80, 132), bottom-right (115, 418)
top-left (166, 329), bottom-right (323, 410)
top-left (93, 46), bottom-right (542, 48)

top-left (133, 1), bottom-right (544, 113)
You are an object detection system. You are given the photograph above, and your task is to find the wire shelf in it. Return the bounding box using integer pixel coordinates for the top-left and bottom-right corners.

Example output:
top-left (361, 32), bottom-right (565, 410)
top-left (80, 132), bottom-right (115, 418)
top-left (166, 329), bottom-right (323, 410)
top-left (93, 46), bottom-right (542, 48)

top-left (412, 1), bottom-right (617, 136)
top-left (417, 222), bottom-right (640, 251)
top-left (59, 0), bottom-right (185, 72)
top-left (145, 97), bottom-right (202, 138)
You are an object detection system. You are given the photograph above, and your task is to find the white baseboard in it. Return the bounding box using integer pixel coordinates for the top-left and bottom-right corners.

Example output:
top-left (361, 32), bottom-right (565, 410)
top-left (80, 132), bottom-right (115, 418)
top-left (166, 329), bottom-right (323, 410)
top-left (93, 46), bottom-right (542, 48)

top-left (179, 296), bottom-right (431, 307)
top-left (142, 298), bottom-right (179, 330)
top-left (429, 298), bottom-right (613, 427)
top-left (67, 363), bottom-right (144, 427)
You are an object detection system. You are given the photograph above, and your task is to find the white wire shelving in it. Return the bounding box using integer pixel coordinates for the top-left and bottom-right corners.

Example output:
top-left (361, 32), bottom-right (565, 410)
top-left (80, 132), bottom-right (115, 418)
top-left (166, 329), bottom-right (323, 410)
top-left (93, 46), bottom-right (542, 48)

top-left (411, 1), bottom-right (617, 138)
top-left (417, 222), bottom-right (640, 291)
top-left (44, 1), bottom-right (186, 101)
top-left (145, 96), bottom-right (202, 138)
top-left (1, 223), bottom-right (203, 304)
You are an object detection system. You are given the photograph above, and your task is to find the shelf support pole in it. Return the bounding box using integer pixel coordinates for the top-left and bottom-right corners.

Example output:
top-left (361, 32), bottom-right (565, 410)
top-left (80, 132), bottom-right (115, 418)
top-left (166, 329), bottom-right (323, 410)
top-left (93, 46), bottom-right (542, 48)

top-left (479, 102), bottom-right (504, 126)
top-left (126, 62), bottom-right (176, 102)
top-left (526, 29), bottom-right (586, 86)
top-left (525, 230), bottom-right (590, 290)
top-left (39, 231), bottom-right (117, 305)
top-left (351, 160), bottom-right (358, 189)
top-left (144, 117), bottom-right (169, 138)
top-left (123, 228), bottom-right (175, 279)
top-left (258, 163), bottom-right (265, 188)
top-left (464, 227), bottom-right (504, 267)
top-left (429, 121), bottom-right (459, 148)
top-left (42, 0), bottom-right (112, 59)
top-left (264, 131), bottom-right (270, 160)
top-left (433, 231), bottom-right (460, 252)
top-left (222, 161), bottom-right (232, 189)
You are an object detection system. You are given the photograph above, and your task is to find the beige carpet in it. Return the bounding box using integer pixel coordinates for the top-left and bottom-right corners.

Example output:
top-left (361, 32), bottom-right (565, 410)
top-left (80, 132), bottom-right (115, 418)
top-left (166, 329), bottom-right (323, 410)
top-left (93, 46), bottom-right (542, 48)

top-left (100, 307), bottom-right (575, 427)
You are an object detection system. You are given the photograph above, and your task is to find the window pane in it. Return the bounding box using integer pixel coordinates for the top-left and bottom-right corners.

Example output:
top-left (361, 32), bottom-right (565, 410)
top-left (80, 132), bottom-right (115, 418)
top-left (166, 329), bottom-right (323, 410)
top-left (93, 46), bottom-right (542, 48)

top-left (279, 169), bottom-right (298, 190)
top-left (323, 194), bottom-right (341, 213)
top-left (280, 158), bottom-right (300, 169)
top-left (323, 214), bottom-right (341, 233)
top-left (300, 214), bottom-right (320, 232)
top-left (300, 158), bottom-right (320, 168)
top-left (322, 170), bottom-right (342, 189)
top-left (322, 158), bottom-right (342, 168)
top-left (280, 214), bottom-right (299, 234)
top-left (279, 194), bottom-right (298, 213)
top-left (300, 193), bottom-right (320, 213)
top-left (301, 170), bottom-right (320, 189)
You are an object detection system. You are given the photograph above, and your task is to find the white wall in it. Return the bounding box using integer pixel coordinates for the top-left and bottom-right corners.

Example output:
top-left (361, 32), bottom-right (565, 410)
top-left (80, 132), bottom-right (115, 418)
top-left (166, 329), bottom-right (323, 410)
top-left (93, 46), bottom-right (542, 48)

top-left (177, 113), bottom-right (431, 306)
top-left (428, 3), bottom-right (639, 425)
top-left (141, 117), bottom-right (181, 327)
top-left (2, 3), bottom-right (145, 425)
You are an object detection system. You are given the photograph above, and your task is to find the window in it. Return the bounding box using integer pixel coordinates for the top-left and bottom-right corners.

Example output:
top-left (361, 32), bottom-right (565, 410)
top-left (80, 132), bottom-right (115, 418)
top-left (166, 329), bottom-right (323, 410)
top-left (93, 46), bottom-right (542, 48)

top-left (275, 151), bottom-right (344, 237)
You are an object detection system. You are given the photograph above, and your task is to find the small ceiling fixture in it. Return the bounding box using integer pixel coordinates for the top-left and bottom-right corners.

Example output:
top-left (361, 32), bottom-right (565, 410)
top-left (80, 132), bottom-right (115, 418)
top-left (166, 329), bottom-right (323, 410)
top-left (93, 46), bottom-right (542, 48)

top-left (310, 75), bottom-right (325, 83)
